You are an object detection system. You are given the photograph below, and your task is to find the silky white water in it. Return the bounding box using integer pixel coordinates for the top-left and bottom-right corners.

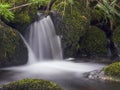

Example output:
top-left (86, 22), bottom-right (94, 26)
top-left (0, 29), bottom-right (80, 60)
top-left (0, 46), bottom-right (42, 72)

top-left (28, 15), bottom-right (63, 63)
top-left (3, 61), bottom-right (105, 74)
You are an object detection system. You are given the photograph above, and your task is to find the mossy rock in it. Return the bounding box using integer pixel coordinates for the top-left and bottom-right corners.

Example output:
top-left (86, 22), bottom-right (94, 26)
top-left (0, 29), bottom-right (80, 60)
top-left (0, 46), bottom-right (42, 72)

top-left (56, 1), bottom-right (87, 57)
top-left (104, 62), bottom-right (120, 78)
top-left (0, 21), bottom-right (28, 67)
top-left (54, 1), bottom-right (107, 57)
top-left (3, 79), bottom-right (64, 90)
top-left (79, 26), bottom-right (108, 56)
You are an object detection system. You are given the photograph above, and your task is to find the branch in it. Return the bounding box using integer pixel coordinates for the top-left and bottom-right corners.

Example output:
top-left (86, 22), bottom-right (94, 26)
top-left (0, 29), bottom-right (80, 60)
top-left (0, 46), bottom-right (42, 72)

top-left (44, 0), bottom-right (57, 15)
top-left (9, 0), bottom-right (56, 11)
top-left (46, 0), bottom-right (56, 11)
top-left (9, 3), bottom-right (32, 10)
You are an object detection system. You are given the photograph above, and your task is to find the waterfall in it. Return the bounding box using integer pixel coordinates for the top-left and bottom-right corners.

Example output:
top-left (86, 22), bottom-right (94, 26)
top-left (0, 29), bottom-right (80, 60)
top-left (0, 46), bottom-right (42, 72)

top-left (27, 14), bottom-right (63, 63)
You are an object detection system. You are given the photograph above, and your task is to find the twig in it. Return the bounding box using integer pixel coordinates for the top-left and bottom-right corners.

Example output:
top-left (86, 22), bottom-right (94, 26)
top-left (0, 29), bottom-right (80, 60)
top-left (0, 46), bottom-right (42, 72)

top-left (9, 3), bottom-right (32, 10)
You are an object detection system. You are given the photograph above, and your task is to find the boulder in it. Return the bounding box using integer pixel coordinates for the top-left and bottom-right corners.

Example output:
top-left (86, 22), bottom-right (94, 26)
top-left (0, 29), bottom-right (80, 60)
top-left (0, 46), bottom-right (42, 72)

top-left (0, 21), bottom-right (28, 67)
top-left (3, 79), bottom-right (64, 90)
top-left (78, 26), bottom-right (108, 57)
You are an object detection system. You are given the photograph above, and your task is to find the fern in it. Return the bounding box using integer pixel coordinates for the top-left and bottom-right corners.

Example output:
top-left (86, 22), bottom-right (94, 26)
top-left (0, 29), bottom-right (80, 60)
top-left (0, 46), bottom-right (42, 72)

top-left (0, 3), bottom-right (14, 21)
top-left (96, 0), bottom-right (120, 20)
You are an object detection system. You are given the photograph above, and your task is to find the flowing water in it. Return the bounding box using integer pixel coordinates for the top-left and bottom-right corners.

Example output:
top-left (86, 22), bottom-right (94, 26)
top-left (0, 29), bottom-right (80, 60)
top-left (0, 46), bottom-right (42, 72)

top-left (0, 14), bottom-right (120, 90)
top-left (0, 61), bottom-right (120, 90)
top-left (28, 15), bottom-right (63, 62)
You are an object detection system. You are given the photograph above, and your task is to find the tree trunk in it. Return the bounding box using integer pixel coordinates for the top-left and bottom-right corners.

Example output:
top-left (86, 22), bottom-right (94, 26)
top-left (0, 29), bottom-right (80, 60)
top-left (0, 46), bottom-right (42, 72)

top-left (44, 0), bottom-right (56, 15)
top-left (46, 0), bottom-right (56, 11)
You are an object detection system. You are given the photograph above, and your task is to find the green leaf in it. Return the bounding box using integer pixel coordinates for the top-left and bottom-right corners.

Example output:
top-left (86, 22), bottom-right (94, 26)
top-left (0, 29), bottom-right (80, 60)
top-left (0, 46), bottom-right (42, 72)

top-left (0, 3), bottom-right (14, 21)
top-left (96, 0), bottom-right (120, 20)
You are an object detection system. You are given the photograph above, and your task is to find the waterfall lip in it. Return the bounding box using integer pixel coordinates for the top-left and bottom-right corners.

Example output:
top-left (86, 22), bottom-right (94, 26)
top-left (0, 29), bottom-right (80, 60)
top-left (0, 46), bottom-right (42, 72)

top-left (37, 12), bottom-right (49, 21)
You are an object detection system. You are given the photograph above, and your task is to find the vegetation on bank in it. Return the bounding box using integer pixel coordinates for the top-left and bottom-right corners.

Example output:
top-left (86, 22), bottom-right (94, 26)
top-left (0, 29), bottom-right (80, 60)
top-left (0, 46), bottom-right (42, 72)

top-left (60, 0), bottom-right (120, 58)
top-left (0, 3), bottom-right (14, 21)
top-left (3, 79), bottom-right (64, 90)
top-left (104, 62), bottom-right (120, 78)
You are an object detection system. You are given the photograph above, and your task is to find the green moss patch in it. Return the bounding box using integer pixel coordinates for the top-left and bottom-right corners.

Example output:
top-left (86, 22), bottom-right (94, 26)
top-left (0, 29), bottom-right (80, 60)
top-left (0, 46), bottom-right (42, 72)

top-left (58, 1), bottom-right (88, 57)
top-left (0, 21), bottom-right (28, 67)
top-left (104, 62), bottom-right (120, 78)
top-left (0, 21), bottom-right (19, 62)
top-left (3, 0), bottom-right (38, 33)
top-left (3, 79), bottom-right (64, 90)
top-left (80, 26), bottom-right (107, 56)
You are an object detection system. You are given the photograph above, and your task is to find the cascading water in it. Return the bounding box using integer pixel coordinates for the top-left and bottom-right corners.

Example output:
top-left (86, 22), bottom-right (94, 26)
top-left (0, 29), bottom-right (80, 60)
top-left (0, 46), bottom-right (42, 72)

top-left (27, 13), bottom-right (63, 63)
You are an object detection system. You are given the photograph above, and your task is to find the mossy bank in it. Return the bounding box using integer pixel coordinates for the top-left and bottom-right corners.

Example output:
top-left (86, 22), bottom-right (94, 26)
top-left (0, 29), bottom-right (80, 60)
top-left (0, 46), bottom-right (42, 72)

top-left (59, 1), bottom-right (108, 58)
top-left (86, 62), bottom-right (120, 82)
top-left (3, 79), bottom-right (64, 90)
top-left (104, 62), bottom-right (120, 80)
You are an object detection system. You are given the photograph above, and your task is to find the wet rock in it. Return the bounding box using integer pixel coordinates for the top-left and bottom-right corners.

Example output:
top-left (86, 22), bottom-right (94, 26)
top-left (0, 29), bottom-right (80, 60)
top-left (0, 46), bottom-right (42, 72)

top-left (50, 11), bottom-right (64, 35)
top-left (0, 21), bottom-right (28, 67)
top-left (84, 70), bottom-right (104, 79)
top-left (84, 69), bottom-right (120, 82)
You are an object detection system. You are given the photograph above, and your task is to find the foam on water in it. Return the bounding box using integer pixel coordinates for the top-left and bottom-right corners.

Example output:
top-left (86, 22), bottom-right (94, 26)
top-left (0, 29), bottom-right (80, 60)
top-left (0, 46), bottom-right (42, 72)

top-left (2, 61), bottom-right (105, 75)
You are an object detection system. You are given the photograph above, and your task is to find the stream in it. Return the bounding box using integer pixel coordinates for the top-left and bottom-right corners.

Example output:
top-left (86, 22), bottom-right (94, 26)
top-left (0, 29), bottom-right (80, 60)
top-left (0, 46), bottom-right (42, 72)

top-left (0, 61), bottom-right (120, 90)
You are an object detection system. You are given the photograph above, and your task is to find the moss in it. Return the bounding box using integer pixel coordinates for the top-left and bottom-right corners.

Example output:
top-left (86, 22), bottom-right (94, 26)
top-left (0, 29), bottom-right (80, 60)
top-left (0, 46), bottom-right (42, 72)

top-left (2, 0), bottom-right (38, 33)
top-left (104, 62), bottom-right (120, 78)
top-left (79, 26), bottom-right (108, 56)
top-left (0, 21), bottom-right (28, 67)
top-left (56, 1), bottom-right (87, 57)
top-left (9, 6), bottom-right (37, 33)
top-left (53, 1), bottom-right (107, 57)
top-left (0, 21), bottom-right (19, 61)
top-left (3, 79), bottom-right (64, 90)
